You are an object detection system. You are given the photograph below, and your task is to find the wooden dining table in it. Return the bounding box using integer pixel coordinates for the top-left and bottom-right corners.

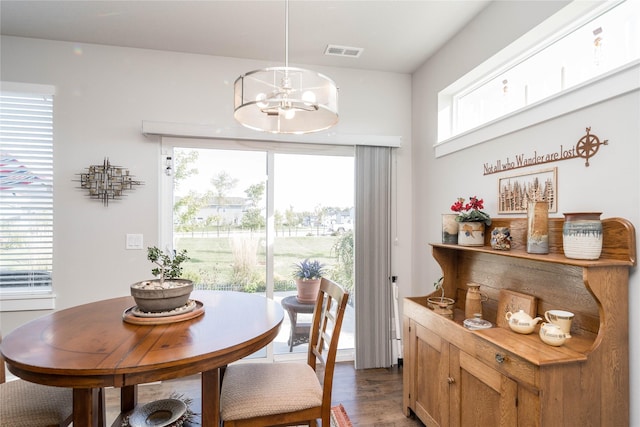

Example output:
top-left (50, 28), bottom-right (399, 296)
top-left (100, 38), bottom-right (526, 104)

top-left (0, 290), bottom-right (284, 426)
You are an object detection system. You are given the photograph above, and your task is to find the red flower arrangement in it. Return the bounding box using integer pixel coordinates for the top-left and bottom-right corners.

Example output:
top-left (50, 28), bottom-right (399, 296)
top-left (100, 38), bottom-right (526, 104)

top-left (451, 196), bottom-right (492, 225)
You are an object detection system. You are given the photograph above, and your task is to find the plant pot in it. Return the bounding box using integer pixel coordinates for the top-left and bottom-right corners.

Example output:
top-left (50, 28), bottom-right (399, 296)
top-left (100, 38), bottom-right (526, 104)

top-left (295, 278), bottom-right (321, 303)
top-left (457, 221), bottom-right (485, 246)
top-left (427, 296), bottom-right (455, 310)
top-left (130, 279), bottom-right (194, 313)
top-left (427, 296), bottom-right (455, 319)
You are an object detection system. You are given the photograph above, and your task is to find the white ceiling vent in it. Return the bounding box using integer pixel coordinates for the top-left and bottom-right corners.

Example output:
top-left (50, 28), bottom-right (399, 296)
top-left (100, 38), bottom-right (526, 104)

top-left (324, 45), bottom-right (364, 58)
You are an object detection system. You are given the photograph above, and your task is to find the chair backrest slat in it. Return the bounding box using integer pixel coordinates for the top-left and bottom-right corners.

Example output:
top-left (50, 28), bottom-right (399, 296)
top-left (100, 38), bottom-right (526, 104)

top-left (0, 335), bottom-right (5, 384)
top-left (307, 277), bottom-right (349, 413)
top-left (312, 347), bottom-right (325, 366)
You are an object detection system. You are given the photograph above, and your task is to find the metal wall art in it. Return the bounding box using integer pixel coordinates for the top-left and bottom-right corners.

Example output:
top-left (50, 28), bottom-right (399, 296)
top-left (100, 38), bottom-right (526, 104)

top-left (484, 127), bottom-right (609, 175)
top-left (497, 167), bottom-right (557, 214)
top-left (78, 157), bottom-right (142, 206)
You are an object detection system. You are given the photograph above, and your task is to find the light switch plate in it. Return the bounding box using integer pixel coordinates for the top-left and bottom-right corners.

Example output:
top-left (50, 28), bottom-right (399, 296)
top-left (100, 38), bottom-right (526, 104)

top-left (126, 234), bottom-right (143, 250)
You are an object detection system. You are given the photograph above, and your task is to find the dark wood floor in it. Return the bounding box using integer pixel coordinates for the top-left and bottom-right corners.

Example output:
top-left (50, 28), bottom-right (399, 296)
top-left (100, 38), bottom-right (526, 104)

top-left (331, 362), bottom-right (424, 427)
top-left (104, 361), bottom-right (424, 426)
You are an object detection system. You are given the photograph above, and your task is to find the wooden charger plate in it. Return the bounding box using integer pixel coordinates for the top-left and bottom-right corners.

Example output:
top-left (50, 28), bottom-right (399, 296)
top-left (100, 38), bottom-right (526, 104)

top-left (122, 300), bottom-right (204, 325)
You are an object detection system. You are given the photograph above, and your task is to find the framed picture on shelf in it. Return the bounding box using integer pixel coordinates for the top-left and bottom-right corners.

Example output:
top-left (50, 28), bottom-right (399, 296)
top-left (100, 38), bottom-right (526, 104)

top-left (497, 167), bottom-right (557, 214)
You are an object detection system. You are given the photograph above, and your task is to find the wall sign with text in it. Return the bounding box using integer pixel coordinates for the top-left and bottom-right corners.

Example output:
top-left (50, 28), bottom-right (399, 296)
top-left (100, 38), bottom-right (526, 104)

top-left (484, 127), bottom-right (608, 176)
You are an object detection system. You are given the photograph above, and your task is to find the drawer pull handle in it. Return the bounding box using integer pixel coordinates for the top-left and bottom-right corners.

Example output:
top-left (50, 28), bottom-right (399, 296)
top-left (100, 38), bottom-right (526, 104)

top-left (495, 353), bottom-right (506, 364)
top-left (447, 377), bottom-right (455, 384)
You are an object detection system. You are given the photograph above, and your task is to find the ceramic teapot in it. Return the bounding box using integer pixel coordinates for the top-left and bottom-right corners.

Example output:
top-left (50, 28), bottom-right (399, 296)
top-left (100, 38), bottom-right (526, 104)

top-left (505, 309), bottom-right (543, 334)
top-left (539, 322), bottom-right (571, 346)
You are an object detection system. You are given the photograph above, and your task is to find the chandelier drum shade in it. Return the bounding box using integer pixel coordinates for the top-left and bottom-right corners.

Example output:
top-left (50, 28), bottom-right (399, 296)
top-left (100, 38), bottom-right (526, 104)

top-left (234, 67), bottom-right (338, 134)
top-left (233, 0), bottom-right (339, 134)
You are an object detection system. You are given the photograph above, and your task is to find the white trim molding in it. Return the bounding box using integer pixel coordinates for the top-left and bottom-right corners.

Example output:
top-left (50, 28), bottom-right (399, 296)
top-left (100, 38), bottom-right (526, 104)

top-left (142, 121), bottom-right (402, 148)
top-left (0, 292), bottom-right (56, 312)
top-left (0, 81), bottom-right (56, 95)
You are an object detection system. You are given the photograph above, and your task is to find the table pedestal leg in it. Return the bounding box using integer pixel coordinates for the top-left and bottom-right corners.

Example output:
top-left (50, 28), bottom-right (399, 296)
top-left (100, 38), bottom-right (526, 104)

top-left (121, 384), bottom-right (138, 414)
top-left (202, 368), bottom-right (220, 426)
top-left (73, 387), bottom-right (105, 427)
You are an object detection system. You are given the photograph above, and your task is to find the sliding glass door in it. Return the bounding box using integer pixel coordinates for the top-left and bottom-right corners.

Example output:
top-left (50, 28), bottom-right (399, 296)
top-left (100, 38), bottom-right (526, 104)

top-left (161, 140), bottom-right (354, 360)
top-left (171, 148), bottom-right (267, 293)
top-left (273, 153), bottom-right (355, 357)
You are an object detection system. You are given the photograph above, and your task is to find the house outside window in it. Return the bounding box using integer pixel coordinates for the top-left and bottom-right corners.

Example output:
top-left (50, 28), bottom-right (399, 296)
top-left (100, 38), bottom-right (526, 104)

top-left (0, 82), bottom-right (55, 311)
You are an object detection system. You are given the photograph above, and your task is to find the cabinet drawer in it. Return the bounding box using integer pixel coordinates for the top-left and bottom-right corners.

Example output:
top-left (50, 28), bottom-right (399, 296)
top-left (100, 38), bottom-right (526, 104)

top-left (472, 336), bottom-right (539, 388)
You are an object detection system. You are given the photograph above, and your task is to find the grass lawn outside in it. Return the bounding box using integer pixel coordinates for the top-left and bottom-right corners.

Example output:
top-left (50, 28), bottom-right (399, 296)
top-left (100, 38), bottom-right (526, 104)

top-left (175, 231), bottom-right (344, 291)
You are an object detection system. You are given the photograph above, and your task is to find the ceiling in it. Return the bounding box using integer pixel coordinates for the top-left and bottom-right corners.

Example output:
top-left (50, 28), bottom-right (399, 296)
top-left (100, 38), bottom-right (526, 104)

top-left (0, 1), bottom-right (490, 74)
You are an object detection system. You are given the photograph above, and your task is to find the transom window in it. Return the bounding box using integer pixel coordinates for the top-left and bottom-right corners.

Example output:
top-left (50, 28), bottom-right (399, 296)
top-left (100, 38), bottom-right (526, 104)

top-left (437, 0), bottom-right (640, 152)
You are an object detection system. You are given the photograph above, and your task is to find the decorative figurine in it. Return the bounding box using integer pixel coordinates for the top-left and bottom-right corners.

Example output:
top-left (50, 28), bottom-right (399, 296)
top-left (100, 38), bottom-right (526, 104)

top-left (491, 227), bottom-right (512, 250)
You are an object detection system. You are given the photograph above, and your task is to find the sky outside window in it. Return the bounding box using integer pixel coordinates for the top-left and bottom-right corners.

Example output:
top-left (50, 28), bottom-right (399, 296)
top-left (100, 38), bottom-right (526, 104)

top-left (175, 149), bottom-right (354, 212)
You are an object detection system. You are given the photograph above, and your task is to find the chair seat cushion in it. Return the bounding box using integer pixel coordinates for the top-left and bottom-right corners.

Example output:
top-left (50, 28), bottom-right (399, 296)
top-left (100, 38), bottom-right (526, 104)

top-left (221, 362), bottom-right (323, 421)
top-left (0, 379), bottom-right (72, 427)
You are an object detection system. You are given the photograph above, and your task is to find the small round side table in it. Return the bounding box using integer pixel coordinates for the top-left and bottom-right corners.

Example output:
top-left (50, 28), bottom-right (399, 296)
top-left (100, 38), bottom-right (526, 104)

top-left (280, 295), bottom-right (315, 352)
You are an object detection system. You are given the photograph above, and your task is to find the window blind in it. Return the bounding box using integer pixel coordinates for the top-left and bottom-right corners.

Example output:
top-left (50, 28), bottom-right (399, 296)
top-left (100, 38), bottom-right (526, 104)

top-left (354, 145), bottom-right (392, 369)
top-left (0, 87), bottom-right (54, 292)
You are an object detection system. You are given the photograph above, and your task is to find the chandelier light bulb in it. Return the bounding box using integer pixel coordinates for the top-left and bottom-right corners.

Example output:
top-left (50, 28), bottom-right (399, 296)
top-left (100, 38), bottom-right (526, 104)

top-left (302, 91), bottom-right (317, 106)
top-left (283, 108), bottom-right (296, 120)
top-left (255, 93), bottom-right (269, 109)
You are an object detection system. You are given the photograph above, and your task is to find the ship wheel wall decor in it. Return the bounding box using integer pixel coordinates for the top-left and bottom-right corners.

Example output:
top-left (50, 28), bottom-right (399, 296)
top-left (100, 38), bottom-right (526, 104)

top-left (77, 157), bottom-right (143, 206)
top-left (576, 127), bottom-right (608, 167)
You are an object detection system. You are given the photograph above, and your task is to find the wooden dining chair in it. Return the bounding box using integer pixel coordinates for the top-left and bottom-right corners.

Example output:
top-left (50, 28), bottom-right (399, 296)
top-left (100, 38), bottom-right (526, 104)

top-left (220, 277), bottom-right (349, 426)
top-left (0, 336), bottom-right (73, 427)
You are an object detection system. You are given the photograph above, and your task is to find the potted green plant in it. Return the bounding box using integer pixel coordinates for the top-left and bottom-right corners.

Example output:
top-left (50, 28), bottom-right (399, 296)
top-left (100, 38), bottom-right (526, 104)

top-left (451, 196), bottom-right (491, 246)
top-left (292, 259), bottom-right (326, 303)
top-left (427, 276), bottom-right (455, 318)
top-left (130, 246), bottom-right (193, 313)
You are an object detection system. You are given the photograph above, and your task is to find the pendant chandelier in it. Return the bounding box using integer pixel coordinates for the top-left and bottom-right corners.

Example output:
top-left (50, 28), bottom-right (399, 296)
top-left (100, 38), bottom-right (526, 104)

top-left (233, 0), bottom-right (339, 134)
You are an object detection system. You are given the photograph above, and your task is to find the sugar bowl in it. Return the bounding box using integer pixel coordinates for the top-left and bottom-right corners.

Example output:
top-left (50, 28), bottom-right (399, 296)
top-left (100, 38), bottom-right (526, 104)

top-left (539, 322), bottom-right (571, 346)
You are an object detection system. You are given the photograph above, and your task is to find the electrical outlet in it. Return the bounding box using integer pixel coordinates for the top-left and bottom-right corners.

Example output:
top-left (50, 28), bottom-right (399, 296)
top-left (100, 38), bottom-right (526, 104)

top-left (126, 234), bottom-right (143, 250)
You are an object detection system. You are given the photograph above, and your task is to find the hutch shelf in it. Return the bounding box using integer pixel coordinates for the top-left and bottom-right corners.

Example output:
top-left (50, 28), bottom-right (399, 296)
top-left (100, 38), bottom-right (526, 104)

top-left (403, 217), bottom-right (636, 427)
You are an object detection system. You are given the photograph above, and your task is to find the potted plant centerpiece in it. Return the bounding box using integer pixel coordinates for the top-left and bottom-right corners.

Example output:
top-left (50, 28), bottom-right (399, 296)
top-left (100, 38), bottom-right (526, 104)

top-left (451, 196), bottom-right (492, 246)
top-left (130, 246), bottom-right (193, 313)
top-left (292, 259), bottom-right (326, 303)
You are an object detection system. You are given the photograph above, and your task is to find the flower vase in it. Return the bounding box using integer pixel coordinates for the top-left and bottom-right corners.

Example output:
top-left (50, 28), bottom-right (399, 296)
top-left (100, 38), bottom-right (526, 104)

top-left (457, 221), bottom-right (485, 246)
top-left (562, 212), bottom-right (603, 260)
top-left (442, 214), bottom-right (459, 244)
top-left (527, 201), bottom-right (549, 254)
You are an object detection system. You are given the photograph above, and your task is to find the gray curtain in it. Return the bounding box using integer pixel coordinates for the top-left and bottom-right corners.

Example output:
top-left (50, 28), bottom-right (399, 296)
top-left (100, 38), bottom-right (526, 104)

top-left (354, 145), bottom-right (392, 369)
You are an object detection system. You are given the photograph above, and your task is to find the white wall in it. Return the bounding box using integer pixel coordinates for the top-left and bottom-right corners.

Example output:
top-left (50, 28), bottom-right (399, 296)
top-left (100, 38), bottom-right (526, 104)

top-left (0, 36), bottom-right (413, 333)
top-left (412, 1), bottom-right (640, 425)
top-left (4, 1), bottom-right (638, 417)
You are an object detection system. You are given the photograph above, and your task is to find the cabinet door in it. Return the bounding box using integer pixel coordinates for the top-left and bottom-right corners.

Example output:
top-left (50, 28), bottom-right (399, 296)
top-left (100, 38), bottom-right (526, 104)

top-left (414, 322), bottom-right (450, 427)
top-left (450, 348), bottom-right (517, 427)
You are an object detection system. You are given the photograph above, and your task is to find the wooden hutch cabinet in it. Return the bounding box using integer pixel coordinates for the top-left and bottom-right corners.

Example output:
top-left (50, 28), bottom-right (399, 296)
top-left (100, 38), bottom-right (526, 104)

top-left (403, 217), bottom-right (636, 427)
